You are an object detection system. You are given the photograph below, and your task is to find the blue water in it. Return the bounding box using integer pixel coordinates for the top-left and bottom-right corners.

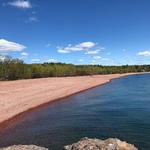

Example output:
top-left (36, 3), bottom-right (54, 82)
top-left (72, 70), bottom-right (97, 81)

top-left (0, 74), bottom-right (150, 150)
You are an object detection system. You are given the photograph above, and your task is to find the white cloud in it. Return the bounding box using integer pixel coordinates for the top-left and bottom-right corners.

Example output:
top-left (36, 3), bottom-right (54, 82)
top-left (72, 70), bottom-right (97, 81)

top-left (93, 56), bottom-right (101, 59)
top-left (78, 42), bottom-right (96, 49)
top-left (137, 50), bottom-right (150, 57)
top-left (78, 59), bottom-right (84, 62)
top-left (57, 49), bottom-right (70, 53)
top-left (85, 49), bottom-right (100, 55)
top-left (31, 59), bottom-right (40, 63)
top-left (8, 0), bottom-right (32, 9)
top-left (101, 58), bottom-right (109, 61)
top-left (29, 16), bottom-right (38, 22)
top-left (46, 58), bottom-right (58, 63)
top-left (90, 57), bottom-right (111, 65)
top-left (57, 42), bottom-right (96, 53)
top-left (0, 39), bottom-right (26, 52)
top-left (21, 52), bottom-right (28, 56)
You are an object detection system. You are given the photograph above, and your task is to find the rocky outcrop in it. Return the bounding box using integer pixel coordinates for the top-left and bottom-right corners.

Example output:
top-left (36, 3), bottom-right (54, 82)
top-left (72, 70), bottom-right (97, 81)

top-left (0, 145), bottom-right (48, 150)
top-left (0, 138), bottom-right (138, 150)
top-left (63, 137), bottom-right (138, 150)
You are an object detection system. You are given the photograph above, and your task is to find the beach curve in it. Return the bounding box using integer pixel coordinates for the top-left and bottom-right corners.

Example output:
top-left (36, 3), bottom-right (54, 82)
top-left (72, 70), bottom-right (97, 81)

top-left (0, 73), bottom-right (145, 125)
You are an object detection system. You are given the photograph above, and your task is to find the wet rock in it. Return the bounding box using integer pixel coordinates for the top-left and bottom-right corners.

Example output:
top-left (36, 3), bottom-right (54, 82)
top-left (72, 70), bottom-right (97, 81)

top-left (0, 145), bottom-right (48, 150)
top-left (63, 137), bottom-right (138, 150)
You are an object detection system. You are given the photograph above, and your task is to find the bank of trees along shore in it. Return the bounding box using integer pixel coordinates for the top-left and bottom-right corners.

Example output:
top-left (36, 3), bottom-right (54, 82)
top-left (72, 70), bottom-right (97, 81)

top-left (0, 56), bottom-right (150, 80)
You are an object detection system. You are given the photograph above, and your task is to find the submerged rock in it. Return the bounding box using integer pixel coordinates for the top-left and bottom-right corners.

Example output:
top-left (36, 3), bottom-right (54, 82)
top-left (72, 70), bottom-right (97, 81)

top-left (63, 137), bottom-right (138, 150)
top-left (0, 145), bottom-right (48, 150)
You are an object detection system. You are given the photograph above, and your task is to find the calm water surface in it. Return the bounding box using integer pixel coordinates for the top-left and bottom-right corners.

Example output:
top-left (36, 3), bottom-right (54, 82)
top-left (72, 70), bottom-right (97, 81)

top-left (0, 74), bottom-right (150, 150)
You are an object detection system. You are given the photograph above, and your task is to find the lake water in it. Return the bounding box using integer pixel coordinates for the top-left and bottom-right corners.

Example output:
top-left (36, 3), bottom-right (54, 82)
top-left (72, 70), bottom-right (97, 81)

top-left (0, 74), bottom-right (150, 150)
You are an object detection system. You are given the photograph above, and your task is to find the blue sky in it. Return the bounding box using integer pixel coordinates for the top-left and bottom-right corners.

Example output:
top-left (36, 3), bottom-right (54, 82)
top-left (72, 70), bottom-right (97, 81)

top-left (0, 0), bottom-right (150, 65)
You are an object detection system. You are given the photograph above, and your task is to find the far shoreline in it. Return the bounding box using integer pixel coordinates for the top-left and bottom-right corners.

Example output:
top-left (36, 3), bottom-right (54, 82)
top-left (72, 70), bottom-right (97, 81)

top-left (0, 72), bottom-right (149, 130)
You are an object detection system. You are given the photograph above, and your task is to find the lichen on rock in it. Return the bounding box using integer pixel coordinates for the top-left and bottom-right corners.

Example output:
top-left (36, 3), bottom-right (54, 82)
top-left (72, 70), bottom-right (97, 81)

top-left (63, 137), bottom-right (138, 150)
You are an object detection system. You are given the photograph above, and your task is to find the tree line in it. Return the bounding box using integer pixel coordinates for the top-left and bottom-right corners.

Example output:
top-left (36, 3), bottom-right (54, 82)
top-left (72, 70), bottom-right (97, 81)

top-left (0, 56), bottom-right (150, 80)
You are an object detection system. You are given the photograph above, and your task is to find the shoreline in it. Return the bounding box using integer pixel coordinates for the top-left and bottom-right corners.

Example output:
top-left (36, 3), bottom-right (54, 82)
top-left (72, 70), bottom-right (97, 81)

top-left (0, 72), bottom-right (149, 128)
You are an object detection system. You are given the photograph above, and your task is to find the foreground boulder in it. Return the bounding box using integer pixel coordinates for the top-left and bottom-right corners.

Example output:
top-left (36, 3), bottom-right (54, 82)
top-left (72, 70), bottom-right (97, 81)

top-left (0, 138), bottom-right (138, 150)
top-left (64, 137), bottom-right (138, 150)
top-left (0, 145), bottom-right (48, 150)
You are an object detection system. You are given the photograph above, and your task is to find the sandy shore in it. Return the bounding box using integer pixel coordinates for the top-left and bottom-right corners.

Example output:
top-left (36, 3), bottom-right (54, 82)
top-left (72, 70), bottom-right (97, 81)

top-left (0, 73), bottom-right (142, 124)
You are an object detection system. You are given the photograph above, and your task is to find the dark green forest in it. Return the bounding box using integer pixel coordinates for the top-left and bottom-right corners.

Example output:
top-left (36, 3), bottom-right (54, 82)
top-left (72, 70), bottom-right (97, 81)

top-left (0, 56), bottom-right (150, 80)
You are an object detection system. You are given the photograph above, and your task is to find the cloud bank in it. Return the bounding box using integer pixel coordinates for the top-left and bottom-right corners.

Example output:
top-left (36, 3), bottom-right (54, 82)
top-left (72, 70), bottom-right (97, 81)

top-left (57, 42), bottom-right (97, 53)
top-left (8, 0), bottom-right (32, 9)
top-left (138, 50), bottom-right (150, 57)
top-left (0, 39), bottom-right (26, 52)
